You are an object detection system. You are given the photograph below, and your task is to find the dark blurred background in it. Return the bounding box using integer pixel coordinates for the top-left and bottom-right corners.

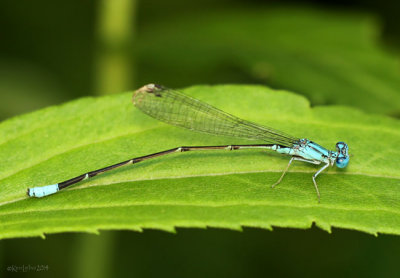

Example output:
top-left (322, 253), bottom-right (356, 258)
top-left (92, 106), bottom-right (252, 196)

top-left (1, 0), bottom-right (400, 277)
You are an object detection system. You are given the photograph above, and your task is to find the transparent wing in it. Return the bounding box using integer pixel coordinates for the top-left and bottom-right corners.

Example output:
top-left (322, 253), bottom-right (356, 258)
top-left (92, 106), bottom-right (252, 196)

top-left (132, 84), bottom-right (299, 147)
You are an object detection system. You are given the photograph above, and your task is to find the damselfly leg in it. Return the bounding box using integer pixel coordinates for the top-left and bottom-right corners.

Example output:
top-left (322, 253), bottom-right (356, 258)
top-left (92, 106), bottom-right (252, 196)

top-left (271, 157), bottom-right (325, 201)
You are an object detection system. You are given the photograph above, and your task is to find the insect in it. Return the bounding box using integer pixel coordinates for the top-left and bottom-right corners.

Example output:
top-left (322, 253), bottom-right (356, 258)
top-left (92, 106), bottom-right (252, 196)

top-left (27, 84), bottom-right (349, 202)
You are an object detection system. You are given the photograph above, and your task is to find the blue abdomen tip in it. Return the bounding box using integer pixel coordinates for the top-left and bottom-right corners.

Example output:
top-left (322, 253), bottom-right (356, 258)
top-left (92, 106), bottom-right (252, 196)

top-left (28, 184), bottom-right (59, 198)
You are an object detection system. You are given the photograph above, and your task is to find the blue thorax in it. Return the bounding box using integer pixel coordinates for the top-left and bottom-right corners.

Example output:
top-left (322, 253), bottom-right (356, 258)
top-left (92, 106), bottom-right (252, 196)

top-left (275, 138), bottom-right (349, 168)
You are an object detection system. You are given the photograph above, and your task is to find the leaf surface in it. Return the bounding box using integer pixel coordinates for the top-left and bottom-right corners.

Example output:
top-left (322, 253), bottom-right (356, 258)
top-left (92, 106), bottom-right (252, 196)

top-left (0, 85), bottom-right (399, 239)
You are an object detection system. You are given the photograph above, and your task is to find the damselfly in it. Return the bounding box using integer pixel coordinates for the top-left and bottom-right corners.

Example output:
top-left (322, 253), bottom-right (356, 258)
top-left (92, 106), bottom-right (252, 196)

top-left (27, 84), bottom-right (349, 202)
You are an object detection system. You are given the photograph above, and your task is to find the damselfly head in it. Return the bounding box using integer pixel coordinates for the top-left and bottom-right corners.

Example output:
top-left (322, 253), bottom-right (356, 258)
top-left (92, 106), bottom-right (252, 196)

top-left (335, 142), bottom-right (349, 168)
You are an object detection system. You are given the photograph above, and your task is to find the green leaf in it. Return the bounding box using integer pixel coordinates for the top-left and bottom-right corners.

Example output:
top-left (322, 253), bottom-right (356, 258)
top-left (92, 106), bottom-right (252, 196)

top-left (0, 85), bottom-right (399, 239)
top-left (136, 6), bottom-right (400, 115)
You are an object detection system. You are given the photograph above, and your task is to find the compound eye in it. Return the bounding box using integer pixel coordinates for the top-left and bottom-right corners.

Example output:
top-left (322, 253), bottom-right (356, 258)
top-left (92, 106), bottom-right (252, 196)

top-left (336, 142), bottom-right (345, 149)
top-left (336, 142), bottom-right (348, 154)
top-left (336, 156), bottom-right (349, 168)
